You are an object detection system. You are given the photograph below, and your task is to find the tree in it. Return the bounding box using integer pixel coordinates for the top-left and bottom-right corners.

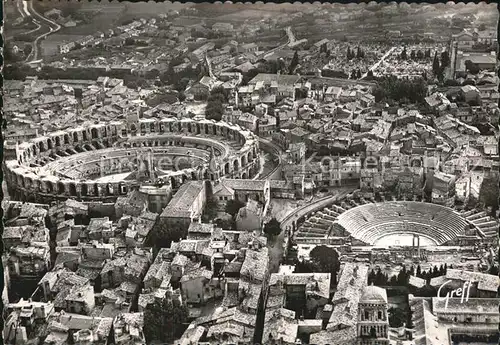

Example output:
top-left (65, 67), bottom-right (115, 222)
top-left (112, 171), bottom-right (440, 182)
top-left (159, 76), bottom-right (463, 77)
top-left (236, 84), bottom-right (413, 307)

top-left (397, 265), bottom-right (408, 285)
top-left (465, 60), bottom-right (480, 74)
top-left (368, 269), bottom-right (376, 285)
top-left (375, 269), bottom-right (388, 286)
top-left (432, 52), bottom-right (440, 75)
top-left (432, 266), bottom-right (439, 277)
top-left (124, 37), bottom-right (135, 46)
top-left (478, 174), bottom-right (499, 213)
top-left (409, 266), bottom-right (415, 276)
top-left (215, 212), bottom-right (234, 229)
top-left (372, 76), bottom-right (427, 104)
top-left (225, 199), bottom-right (245, 218)
top-left (322, 69), bottom-right (348, 79)
top-left (318, 145), bottom-right (331, 157)
top-left (444, 79), bottom-right (460, 86)
top-left (347, 47), bottom-right (354, 60)
top-left (356, 46), bottom-right (362, 59)
top-left (440, 51), bottom-right (450, 68)
top-left (174, 77), bottom-right (190, 93)
top-left (23, 44), bottom-right (32, 56)
top-left (4, 46), bottom-right (20, 63)
top-left (388, 307), bottom-right (408, 327)
top-left (294, 259), bottom-right (313, 273)
top-left (308, 245), bottom-right (340, 282)
top-left (202, 196), bottom-right (218, 222)
top-left (144, 299), bottom-right (188, 344)
top-left (289, 50), bottom-right (299, 74)
top-left (264, 218), bottom-right (281, 237)
top-left (320, 43), bottom-right (327, 54)
top-left (401, 47), bottom-right (407, 60)
top-left (205, 87), bottom-right (227, 121)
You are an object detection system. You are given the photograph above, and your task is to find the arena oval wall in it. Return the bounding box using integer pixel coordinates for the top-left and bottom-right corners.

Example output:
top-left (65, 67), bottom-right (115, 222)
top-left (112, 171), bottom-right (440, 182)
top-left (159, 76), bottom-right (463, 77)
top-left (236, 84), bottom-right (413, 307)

top-left (5, 118), bottom-right (260, 203)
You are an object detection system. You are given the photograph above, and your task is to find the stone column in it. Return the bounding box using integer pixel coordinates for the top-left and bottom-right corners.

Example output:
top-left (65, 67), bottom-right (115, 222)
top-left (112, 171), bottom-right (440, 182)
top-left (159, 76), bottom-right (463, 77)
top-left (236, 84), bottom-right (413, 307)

top-left (417, 235), bottom-right (421, 259)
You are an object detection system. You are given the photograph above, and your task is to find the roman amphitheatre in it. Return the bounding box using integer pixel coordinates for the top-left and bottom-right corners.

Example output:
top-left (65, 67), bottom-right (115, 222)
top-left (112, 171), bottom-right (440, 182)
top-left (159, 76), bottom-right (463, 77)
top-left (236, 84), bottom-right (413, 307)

top-left (294, 197), bottom-right (498, 249)
top-left (5, 118), bottom-right (260, 203)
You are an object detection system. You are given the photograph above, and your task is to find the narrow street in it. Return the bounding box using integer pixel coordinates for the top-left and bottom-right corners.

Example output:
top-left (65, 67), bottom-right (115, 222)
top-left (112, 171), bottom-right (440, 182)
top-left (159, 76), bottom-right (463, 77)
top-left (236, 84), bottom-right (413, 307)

top-left (446, 41), bottom-right (457, 80)
top-left (361, 46), bottom-right (397, 79)
top-left (257, 137), bottom-right (283, 180)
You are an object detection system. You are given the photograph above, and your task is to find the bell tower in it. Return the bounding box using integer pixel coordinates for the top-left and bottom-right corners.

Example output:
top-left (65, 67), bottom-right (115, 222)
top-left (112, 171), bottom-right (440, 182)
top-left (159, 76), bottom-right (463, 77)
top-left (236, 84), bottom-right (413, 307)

top-left (357, 284), bottom-right (390, 345)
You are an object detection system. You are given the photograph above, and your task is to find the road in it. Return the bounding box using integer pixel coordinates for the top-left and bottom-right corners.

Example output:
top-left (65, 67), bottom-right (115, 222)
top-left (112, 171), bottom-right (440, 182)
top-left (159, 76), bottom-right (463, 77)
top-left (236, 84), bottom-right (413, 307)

top-left (5, 0), bottom-right (40, 41)
top-left (281, 188), bottom-right (354, 231)
top-left (24, 0), bottom-right (61, 63)
top-left (17, 0), bottom-right (27, 17)
top-left (267, 187), bottom-right (356, 273)
top-left (285, 26), bottom-right (296, 46)
top-left (360, 46), bottom-right (397, 79)
top-left (446, 41), bottom-right (458, 80)
top-left (256, 137), bottom-right (284, 180)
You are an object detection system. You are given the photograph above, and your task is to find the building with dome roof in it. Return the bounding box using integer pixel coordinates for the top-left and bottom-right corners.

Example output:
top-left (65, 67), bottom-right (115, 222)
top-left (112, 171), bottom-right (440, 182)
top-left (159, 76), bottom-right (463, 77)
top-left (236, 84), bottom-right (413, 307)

top-left (357, 284), bottom-right (389, 345)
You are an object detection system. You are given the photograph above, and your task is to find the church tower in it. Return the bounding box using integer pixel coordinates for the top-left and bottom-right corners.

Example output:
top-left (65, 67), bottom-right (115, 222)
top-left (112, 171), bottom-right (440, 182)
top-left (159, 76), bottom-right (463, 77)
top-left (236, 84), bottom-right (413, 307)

top-left (357, 284), bottom-right (390, 345)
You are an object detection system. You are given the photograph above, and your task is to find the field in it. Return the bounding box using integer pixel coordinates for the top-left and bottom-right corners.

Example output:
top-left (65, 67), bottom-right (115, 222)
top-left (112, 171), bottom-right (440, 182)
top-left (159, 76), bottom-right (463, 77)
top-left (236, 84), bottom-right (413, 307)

top-left (4, 0), bottom-right (22, 22)
top-left (215, 9), bottom-right (275, 22)
top-left (56, 5), bottom-right (127, 36)
top-left (125, 2), bottom-right (192, 15)
top-left (171, 17), bottom-right (207, 27)
top-left (5, 0), bottom-right (31, 40)
top-left (33, 2), bottom-right (194, 57)
top-left (41, 34), bottom-right (87, 57)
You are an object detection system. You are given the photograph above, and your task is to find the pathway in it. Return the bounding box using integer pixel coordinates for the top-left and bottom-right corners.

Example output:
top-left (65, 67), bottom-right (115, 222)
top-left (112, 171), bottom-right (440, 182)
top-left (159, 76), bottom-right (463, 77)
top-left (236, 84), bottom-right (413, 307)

top-left (256, 137), bottom-right (283, 180)
top-left (267, 187), bottom-right (356, 273)
top-left (361, 46), bottom-right (397, 79)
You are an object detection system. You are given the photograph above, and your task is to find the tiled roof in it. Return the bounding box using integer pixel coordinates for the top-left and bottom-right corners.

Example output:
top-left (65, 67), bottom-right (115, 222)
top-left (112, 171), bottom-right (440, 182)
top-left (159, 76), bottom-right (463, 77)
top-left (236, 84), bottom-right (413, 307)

top-left (271, 273), bottom-right (331, 300)
top-left (310, 327), bottom-right (357, 345)
top-left (180, 267), bottom-right (213, 282)
top-left (161, 181), bottom-right (204, 218)
top-left (172, 254), bottom-right (189, 267)
top-left (432, 297), bottom-right (499, 314)
top-left (446, 269), bottom-right (499, 292)
top-left (221, 179), bottom-right (266, 191)
top-left (409, 275), bottom-right (426, 288)
top-left (249, 73), bottom-right (301, 86)
top-left (240, 248), bottom-right (269, 282)
top-left (188, 223), bottom-right (215, 234)
top-left (327, 264), bottom-right (368, 329)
